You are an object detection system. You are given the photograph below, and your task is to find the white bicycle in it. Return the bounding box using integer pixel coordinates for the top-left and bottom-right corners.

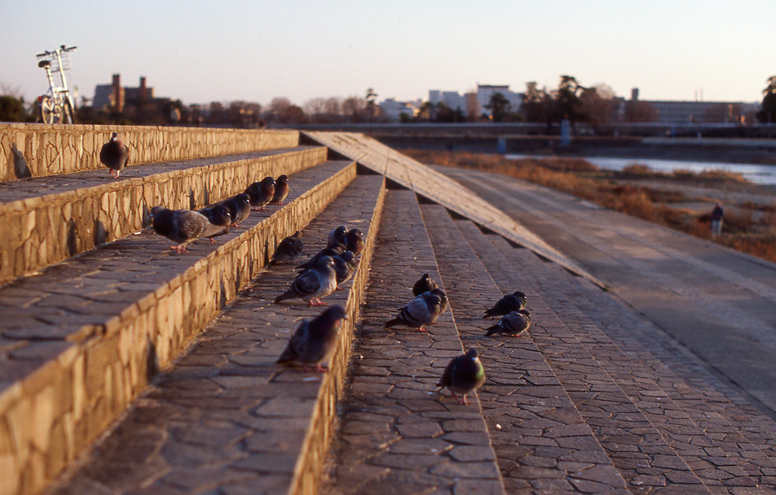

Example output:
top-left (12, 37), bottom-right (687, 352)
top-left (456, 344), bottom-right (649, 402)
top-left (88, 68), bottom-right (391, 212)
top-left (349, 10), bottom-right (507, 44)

top-left (36, 45), bottom-right (77, 124)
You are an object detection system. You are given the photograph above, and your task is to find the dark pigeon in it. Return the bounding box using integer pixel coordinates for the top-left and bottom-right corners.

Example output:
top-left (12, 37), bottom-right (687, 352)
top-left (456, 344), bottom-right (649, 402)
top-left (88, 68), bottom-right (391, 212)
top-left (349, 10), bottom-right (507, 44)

top-left (385, 290), bottom-right (445, 332)
top-left (270, 231), bottom-right (304, 264)
top-left (220, 193), bottom-right (251, 227)
top-left (277, 305), bottom-right (348, 372)
top-left (413, 273), bottom-right (438, 297)
top-left (484, 309), bottom-right (532, 336)
top-left (345, 228), bottom-right (365, 256)
top-left (484, 291), bottom-right (527, 318)
top-left (198, 204), bottom-right (231, 243)
top-left (150, 206), bottom-right (224, 253)
top-left (100, 132), bottom-right (130, 179)
top-left (271, 174), bottom-right (290, 205)
top-left (274, 256), bottom-right (337, 306)
top-left (245, 176), bottom-right (275, 211)
top-left (296, 245), bottom-right (345, 271)
top-left (327, 225), bottom-right (348, 249)
top-left (332, 251), bottom-right (357, 287)
top-left (437, 348), bottom-right (486, 405)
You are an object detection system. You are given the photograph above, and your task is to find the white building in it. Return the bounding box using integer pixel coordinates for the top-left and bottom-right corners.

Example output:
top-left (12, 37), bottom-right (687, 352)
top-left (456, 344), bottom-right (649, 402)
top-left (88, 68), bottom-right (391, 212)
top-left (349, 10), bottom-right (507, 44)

top-left (428, 90), bottom-right (467, 113)
top-left (379, 98), bottom-right (420, 121)
top-left (476, 84), bottom-right (523, 118)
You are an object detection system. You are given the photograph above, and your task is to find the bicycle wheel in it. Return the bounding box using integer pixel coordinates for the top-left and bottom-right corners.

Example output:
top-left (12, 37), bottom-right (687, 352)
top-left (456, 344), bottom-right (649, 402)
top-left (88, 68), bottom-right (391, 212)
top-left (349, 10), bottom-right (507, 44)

top-left (39, 96), bottom-right (55, 124)
top-left (63, 99), bottom-right (76, 124)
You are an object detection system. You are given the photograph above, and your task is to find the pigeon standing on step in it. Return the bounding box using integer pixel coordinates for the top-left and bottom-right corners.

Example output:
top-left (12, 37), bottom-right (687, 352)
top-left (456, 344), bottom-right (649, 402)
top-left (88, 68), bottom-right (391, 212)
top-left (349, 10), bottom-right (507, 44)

top-left (484, 291), bottom-right (527, 318)
top-left (413, 273), bottom-right (438, 297)
top-left (245, 177), bottom-right (276, 211)
top-left (327, 225), bottom-right (348, 249)
top-left (345, 228), bottom-right (365, 256)
top-left (437, 348), bottom-right (486, 405)
top-left (277, 305), bottom-right (348, 372)
top-left (220, 193), bottom-right (251, 227)
top-left (270, 231), bottom-right (304, 264)
top-left (296, 244), bottom-right (345, 271)
top-left (271, 175), bottom-right (290, 205)
top-left (198, 204), bottom-right (231, 243)
top-left (484, 309), bottom-right (531, 336)
top-left (332, 251), bottom-right (357, 287)
top-left (100, 132), bottom-right (130, 179)
top-left (150, 206), bottom-right (224, 253)
top-left (385, 290), bottom-right (445, 332)
top-left (274, 256), bottom-right (337, 306)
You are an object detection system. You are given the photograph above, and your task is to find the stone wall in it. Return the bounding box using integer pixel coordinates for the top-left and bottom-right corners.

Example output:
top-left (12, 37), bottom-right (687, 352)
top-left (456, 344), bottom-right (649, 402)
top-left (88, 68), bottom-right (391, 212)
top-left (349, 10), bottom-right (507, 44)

top-left (0, 124), bottom-right (300, 181)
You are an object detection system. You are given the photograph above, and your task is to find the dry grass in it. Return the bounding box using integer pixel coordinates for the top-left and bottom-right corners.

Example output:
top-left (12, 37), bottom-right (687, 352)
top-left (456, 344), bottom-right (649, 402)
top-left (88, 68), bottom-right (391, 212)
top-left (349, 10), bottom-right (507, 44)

top-left (405, 148), bottom-right (776, 264)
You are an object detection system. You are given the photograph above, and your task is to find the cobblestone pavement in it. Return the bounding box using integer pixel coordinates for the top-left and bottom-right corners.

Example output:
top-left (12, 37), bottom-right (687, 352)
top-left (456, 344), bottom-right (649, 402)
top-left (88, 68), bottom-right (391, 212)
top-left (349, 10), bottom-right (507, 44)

top-left (321, 189), bottom-right (505, 495)
top-left (44, 174), bottom-right (385, 495)
top-left (435, 166), bottom-right (776, 414)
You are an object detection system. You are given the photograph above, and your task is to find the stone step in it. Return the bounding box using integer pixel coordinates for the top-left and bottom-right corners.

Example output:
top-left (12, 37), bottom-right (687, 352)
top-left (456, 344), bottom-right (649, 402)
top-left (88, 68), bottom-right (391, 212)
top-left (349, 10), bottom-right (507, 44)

top-left (323, 188), bottom-right (506, 495)
top-left (0, 159), bottom-right (356, 495)
top-left (45, 172), bottom-right (386, 495)
top-left (1, 124), bottom-right (299, 181)
top-left (0, 145), bottom-right (327, 285)
top-left (419, 204), bottom-right (633, 495)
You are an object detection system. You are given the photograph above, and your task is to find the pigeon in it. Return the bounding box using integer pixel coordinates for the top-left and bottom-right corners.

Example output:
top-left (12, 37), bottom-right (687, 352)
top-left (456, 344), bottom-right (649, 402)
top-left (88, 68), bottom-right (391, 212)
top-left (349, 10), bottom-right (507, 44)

top-left (270, 231), bottom-right (304, 264)
top-left (198, 204), bottom-right (231, 243)
top-left (484, 291), bottom-right (527, 318)
top-left (429, 288), bottom-right (448, 314)
top-left (100, 132), bottom-right (130, 179)
top-left (245, 176), bottom-right (276, 211)
top-left (412, 273), bottom-right (438, 297)
top-left (296, 245), bottom-right (345, 271)
top-left (484, 309), bottom-right (532, 336)
top-left (150, 206), bottom-right (224, 253)
top-left (327, 225), bottom-right (348, 249)
top-left (437, 348), bottom-right (486, 405)
top-left (332, 251), bottom-right (357, 287)
top-left (220, 193), bottom-right (251, 227)
top-left (277, 305), bottom-right (348, 372)
top-left (270, 174), bottom-right (290, 205)
top-left (385, 290), bottom-right (445, 332)
top-left (345, 228), bottom-right (365, 256)
top-left (274, 255), bottom-right (337, 306)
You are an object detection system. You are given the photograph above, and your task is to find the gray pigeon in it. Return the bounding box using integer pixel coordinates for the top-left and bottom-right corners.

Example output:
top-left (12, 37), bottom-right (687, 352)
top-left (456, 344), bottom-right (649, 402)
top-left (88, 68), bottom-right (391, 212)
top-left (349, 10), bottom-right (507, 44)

top-left (413, 273), bottom-right (438, 297)
top-left (277, 305), bottom-right (348, 372)
top-left (332, 251), bottom-right (357, 287)
top-left (245, 176), bottom-right (275, 211)
top-left (274, 255), bottom-right (337, 306)
top-left (270, 231), bottom-right (304, 264)
top-left (484, 291), bottom-right (527, 318)
top-left (485, 309), bottom-right (531, 336)
top-left (437, 348), bottom-right (486, 405)
top-left (327, 225), bottom-right (348, 249)
top-left (385, 290), bottom-right (444, 332)
top-left (100, 132), bottom-right (130, 179)
top-left (271, 174), bottom-right (290, 205)
top-left (198, 204), bottom-right (231, 243)
top-left (345, 228), bottom-right (365, 256)
top-left (150, 206), bottom-right (224, 253)
top-left (296, 245), bottom-right (345, 271)
top-left (220, 193), bottom-right (251, 227)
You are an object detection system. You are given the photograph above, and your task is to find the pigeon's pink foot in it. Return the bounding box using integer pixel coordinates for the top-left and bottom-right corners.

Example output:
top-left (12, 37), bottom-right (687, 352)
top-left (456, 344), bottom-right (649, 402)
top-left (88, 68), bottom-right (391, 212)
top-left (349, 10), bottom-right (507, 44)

top-left (315, 364), bottom-right (328, 373)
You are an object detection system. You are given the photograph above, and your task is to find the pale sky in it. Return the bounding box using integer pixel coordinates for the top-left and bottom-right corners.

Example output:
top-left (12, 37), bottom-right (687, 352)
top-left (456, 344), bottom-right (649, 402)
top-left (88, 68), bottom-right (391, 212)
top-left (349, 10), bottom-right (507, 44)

top-left (2, 0), bottom-right (773, 108)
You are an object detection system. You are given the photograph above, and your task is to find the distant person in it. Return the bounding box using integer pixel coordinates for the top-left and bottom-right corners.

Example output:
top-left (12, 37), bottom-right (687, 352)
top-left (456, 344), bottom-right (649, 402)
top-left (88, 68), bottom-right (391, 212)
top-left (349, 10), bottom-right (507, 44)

top-left (711, 202), bottom-right (724, 236)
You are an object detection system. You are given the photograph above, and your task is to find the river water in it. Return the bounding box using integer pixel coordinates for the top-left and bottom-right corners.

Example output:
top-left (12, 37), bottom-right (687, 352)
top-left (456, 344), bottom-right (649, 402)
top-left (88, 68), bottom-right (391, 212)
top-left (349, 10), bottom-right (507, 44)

top-left (506, 155), bottom-right (776, 186)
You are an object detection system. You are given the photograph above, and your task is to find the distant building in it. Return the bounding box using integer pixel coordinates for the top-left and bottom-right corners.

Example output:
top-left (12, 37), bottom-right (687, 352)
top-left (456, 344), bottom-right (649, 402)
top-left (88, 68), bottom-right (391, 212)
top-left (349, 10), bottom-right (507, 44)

top-left (630, 87), bottom-right (757, 124)
top-left (428, 90), bottom-right (467, 114)
top-left (379, 98), bottom-right (421, 121)
top-left (475, 84), bottom-right (522, 118)
top-left (92, 74), bottom-right (154, 112)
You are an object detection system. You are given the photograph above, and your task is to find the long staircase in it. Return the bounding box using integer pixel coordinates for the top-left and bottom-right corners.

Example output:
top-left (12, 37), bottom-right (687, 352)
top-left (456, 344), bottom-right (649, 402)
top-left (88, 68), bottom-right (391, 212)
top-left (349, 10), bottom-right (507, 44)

top-left (1, 124), bottom-right (776, 495)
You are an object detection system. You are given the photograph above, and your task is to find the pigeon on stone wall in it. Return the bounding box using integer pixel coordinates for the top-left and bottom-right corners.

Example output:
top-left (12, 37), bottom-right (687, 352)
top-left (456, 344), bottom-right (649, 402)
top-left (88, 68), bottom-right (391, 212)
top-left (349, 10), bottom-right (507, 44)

top-left (150, 206), bottom-right (224, 253)
top-left (484, 291), bottom-right (527, 318)
top-left (484, 309), bottom-right (531, 336)
top-left (345, 228), bottom-right (365, 256)
top-left (384, 290), bottom-right (445, 332)
top-left (277, 305), bottom-right (348, 372)
top-left (100, 132), bottom-right (130, 179)
top-left (220, 193), bottom-right (251, 227)
top-left (274, 256), bottom-right (337, 306)
top-left (437, 348), bottom-right (486, 405)
top-left (198, 204), bottom-right (231, 243)
top-left (270, 231), bottom-right (304, 264)
top-left (271, 174), bottom-right (290, 205)
top-left (295, 244), bottom-right (346, 271)
top-left (332, 251), bottom-right (357, 287)
top-left (412, 273), bottom-right (438, 297)
top-left (245, 176), bottom-right (276, 211)
top-left (327, 225), bottom-right (348, 249)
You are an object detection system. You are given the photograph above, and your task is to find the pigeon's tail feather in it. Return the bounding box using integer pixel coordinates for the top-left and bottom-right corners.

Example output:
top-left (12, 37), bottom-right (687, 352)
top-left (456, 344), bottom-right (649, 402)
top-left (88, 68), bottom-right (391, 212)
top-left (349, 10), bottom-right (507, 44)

top-left (277, 346), bottom-right (297, 364)
top-left (485, 324), bottom-right (500, 336)
top-left (483, 308), bottom-right (497, 318)
top-left (384, 316), bottom-right (404, 328)
top-left (274, 290), bottom-right (297, 304)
